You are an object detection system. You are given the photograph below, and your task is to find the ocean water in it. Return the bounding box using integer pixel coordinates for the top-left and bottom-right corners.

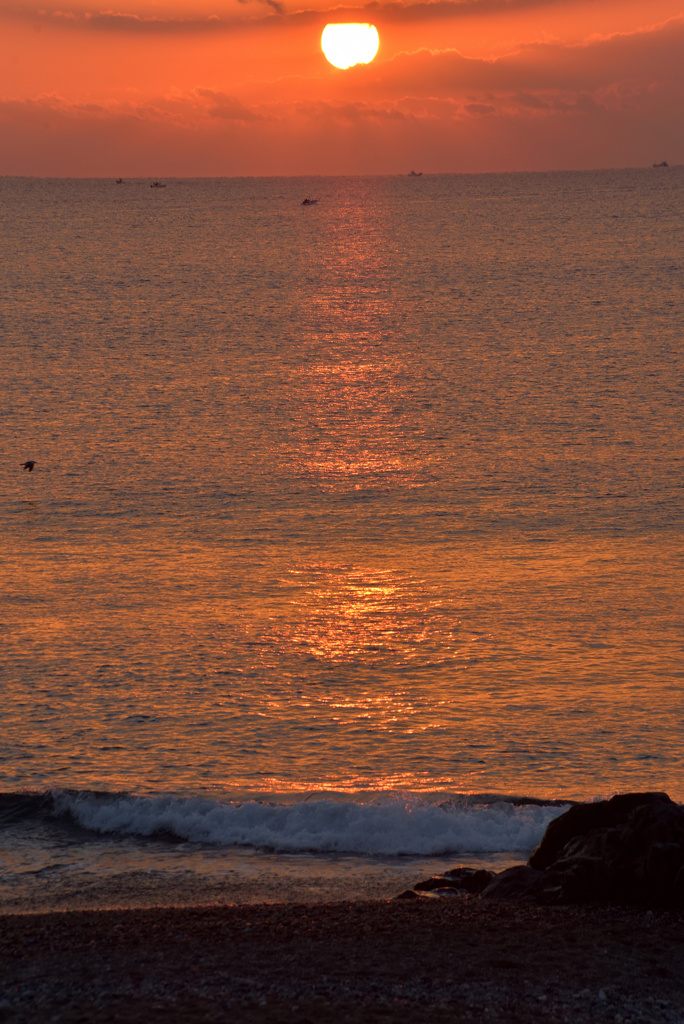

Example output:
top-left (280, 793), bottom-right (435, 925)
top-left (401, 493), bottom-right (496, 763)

top-left (1, 169), bottom-right (682, 911)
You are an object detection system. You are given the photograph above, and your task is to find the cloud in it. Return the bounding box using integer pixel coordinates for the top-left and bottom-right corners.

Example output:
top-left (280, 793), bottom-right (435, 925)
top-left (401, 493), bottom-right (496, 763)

top-left (196, 90), bottom-right (267, 121)
top-left (295, 99), bottom-right (418, 122)
top-left (0, 91), bottom-right (266, 130)
top-left (0, 1), bottom-right (270, 34)
top-left (360, 16), bottom-right (684, 106)
top-left (240, 0), bottom-right (285, 14)
top-left (464, 102), bottom-right (496, 114)
top-left (0, 0), bottom-right (644, 35)
top-left (514, 92), bottom-right (550, 110)
top-left (1, 14), bottom-right (682, 174)
top-left (361, 0), bottom-right (582, 27)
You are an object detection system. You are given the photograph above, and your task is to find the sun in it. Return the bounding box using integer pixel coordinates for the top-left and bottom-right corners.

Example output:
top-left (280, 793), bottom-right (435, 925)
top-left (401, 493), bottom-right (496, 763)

top-left (321, 24), bottom-right (379, 70)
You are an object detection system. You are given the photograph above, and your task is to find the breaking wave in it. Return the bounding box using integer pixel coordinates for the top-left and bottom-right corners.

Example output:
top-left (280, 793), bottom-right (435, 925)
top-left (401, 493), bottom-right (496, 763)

top-left (10, 789), bottom-right (573, 857)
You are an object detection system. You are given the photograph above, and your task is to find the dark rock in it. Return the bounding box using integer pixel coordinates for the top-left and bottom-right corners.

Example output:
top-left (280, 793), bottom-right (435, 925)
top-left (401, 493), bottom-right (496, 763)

top-left (394, 793), bottom-right (684, 908)
top-left (645, 842), bottom-right (683, 898)
top-left (529, 792), bottom-right (674, 870)
top-left (480, 866), bottom-right (546, 901)
top-left (442, 867), bottom-right (495, 894)
top-left (407, 866), bottom-right (495, 898)
top-left (672, 865), bottom-right (684, 904)
top-left (414, 876), bottom-right (466, 892)
top-left (423, 887), bottom-right (464, 897)
top-left (392, 889), bottom-right (421, 900)
top-left (522, 792), bottom-right (684, 907)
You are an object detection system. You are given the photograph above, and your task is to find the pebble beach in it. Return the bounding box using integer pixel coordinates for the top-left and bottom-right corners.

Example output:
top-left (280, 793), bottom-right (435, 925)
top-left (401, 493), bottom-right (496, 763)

top-left (2, 898), bottom-right (683, 1023)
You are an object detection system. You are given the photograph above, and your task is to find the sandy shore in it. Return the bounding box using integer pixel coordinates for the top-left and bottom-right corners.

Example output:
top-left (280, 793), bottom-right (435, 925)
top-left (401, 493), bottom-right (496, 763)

top-left (1, 898), bottom-right (683, 1023)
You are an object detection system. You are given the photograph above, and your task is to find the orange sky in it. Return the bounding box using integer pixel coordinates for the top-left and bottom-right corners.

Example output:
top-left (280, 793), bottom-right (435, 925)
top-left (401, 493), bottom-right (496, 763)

top-left (1, 0), bottom-right (682, 174)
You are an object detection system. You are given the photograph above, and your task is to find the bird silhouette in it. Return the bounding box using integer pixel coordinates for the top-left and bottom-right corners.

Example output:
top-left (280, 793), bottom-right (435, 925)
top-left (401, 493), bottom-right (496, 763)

top-left (22, 461), bottom-right (35, 472)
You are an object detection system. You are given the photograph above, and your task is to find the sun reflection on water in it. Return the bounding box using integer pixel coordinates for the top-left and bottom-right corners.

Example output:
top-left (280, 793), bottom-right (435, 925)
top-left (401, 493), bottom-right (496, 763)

top-left (284, 180), bottom-right (439, 494)
top-left (293, 359), bottom-right (420, 490)
top-left (275, 562), bottom-right (446, 670)
top-left (4, 177), bottom-right (683, 801)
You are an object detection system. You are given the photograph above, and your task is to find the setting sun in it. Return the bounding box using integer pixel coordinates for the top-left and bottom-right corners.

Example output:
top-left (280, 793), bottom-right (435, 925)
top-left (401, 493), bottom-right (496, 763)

top-left (321, 23), bottom-right (379, 70)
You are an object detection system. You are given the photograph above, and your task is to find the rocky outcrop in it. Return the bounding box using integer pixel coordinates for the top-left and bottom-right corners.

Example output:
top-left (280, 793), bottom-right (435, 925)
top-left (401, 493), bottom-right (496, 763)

top-left (527, 792), bottom-right (675, 871)
top-left (393, 867), bottom-right (494, 900)
top-left (397, 792), bottom-right (684, 908)
top-left (418, 867), bottom-right (495, 895)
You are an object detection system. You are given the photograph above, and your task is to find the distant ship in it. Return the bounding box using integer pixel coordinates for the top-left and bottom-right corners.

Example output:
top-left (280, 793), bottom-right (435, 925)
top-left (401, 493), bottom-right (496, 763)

top-left (115, 178), bottom-right (124, 184)
top-left (301, 198), bottom-right (318, 205)
top-left (408, 170), bottom-right (423, 176)
top-left (653, 161), bottom-right (669, 168)
top-left (150, 181), bottom-right (166, 188)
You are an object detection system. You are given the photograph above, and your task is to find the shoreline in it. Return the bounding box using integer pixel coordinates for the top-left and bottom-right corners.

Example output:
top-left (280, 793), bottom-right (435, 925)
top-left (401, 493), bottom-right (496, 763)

top-left (2, 898), bottom-right (683, 1023)
top-left (0, 852), bottom-right (519, 918)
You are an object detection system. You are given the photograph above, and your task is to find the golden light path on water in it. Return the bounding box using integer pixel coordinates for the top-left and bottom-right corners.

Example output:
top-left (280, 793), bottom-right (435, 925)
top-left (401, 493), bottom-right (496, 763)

top-left (2, 173), bottom-right (683, 802)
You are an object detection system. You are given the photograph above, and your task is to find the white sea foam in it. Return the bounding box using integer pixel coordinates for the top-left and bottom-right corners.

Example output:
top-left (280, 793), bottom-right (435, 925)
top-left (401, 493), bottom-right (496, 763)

top-left (52, 791), bottom-right (567, 857)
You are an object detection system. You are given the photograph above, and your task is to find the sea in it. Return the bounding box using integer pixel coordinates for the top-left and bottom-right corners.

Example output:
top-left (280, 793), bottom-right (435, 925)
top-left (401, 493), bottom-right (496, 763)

top-left (1, 168), bottom-right (682, 913)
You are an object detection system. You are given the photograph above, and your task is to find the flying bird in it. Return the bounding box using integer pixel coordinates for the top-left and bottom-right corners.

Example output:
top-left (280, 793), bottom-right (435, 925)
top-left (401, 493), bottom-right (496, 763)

top-left (22, 461), bottom-right (35, 472)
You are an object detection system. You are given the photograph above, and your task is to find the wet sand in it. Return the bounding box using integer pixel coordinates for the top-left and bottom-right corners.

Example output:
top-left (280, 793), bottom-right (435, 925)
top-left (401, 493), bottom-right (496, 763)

top-left (1, 898), bottom-right (683, 1023)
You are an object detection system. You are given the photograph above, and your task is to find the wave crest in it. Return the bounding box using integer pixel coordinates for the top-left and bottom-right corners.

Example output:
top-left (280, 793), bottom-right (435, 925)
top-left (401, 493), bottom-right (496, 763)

top-left (48, 791), bottom-right (567, 857)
